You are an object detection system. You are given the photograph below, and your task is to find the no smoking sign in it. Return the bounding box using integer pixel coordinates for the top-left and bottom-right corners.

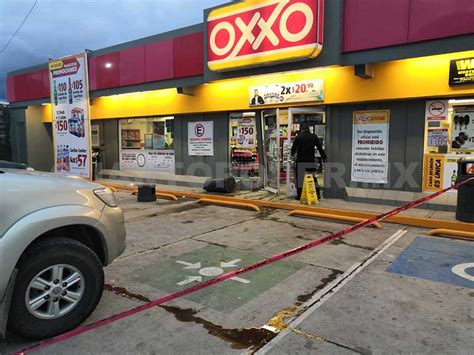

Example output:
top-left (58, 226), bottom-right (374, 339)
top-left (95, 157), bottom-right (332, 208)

top-left (426, 100), bottom-right (448, 121)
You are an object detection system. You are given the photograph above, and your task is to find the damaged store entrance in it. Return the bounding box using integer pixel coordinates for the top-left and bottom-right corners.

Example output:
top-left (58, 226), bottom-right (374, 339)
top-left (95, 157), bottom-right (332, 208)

top-left (262, 107), bottom-right (326, 196)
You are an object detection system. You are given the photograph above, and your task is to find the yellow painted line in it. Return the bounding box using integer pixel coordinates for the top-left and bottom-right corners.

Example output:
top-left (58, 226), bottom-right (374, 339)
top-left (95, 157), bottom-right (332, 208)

top-left (156, 192), bottom-right (179, 201)
top-left (197, 198), bottom-right (261, 212)
top-left (289, 210), bottom-right (382, 229)
top-left (102, 183), bottom-right (473, 232)
top-left (428, 229), bottom-right (474, 239)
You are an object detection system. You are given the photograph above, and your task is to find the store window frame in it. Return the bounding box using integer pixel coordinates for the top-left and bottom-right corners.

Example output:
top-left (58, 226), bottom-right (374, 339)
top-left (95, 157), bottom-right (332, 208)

top-left (119, 116), bottom-right (175, 173)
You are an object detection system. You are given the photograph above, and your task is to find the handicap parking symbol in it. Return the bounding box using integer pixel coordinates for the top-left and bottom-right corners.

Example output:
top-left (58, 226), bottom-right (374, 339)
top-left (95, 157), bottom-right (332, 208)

top-left (387, 237), bottom-right (474, 289)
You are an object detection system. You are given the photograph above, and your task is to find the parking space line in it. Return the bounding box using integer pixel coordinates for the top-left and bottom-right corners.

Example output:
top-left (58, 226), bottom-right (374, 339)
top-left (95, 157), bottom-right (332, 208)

top-left (256, 229), bottom-right (408, 354)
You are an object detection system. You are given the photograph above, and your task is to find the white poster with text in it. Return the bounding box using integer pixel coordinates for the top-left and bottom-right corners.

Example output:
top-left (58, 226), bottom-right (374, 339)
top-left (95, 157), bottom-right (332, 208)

top-left (120, 149), bottom-right (175, 173)
top-left (49, 53), bottom-right (91, 178)
top-left (351, 111), bottom-right (390, 184)
top-left (188, 121), bottom-right (214, 156)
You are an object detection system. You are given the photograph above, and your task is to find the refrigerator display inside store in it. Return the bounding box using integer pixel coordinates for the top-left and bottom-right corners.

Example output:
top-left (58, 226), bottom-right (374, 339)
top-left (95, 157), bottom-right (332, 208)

top-left (229, 112), bottom-right (259, 178)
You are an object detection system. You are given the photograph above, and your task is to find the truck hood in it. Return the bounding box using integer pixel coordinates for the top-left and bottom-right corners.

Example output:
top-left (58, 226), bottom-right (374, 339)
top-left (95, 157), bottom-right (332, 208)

top-left (0, 169), bottom-right (107, 237)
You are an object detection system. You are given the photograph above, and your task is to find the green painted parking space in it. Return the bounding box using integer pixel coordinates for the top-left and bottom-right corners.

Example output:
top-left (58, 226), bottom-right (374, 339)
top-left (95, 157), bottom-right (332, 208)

top-left (134, 245), bottom-right (303, 311)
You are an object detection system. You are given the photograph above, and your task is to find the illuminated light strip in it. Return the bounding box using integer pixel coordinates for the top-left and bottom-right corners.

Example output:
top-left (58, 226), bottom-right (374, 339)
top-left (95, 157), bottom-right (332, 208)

top-left (16, 177), bottom-right (474, 355)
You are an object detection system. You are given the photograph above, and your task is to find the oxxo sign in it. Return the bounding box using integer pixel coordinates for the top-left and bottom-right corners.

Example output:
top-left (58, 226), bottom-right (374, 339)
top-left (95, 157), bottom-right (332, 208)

top-left (207, 0), bottom-right (323, 72)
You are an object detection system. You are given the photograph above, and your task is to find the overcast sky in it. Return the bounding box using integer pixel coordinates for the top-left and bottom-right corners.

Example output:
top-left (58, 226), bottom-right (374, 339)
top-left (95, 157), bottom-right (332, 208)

top-left (0, 0), bottom-right (229, 102)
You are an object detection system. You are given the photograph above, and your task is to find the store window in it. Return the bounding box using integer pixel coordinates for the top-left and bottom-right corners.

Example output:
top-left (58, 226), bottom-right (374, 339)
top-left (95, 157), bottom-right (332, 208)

top-left (229, 112), bottom-right (259, 179)
top-left (423, 99), bottom-right (474, 192)
top-left (119, 117), bottom-right (175, 173)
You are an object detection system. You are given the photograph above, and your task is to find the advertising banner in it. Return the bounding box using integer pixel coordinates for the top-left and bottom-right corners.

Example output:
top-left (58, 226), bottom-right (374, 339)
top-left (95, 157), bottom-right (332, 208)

top-left (423, 154), bottom-right (469, 193)
top-left (423, 154), bottom-right (444, 191)
top-left (451, 105), bottom-right (474, 151)
top-left (449, 57), bottom-right (474, 86)
top-left (249, 79), bottom-right (324, 107)
top-left (425, 100), bottom-right (449, 121)
top-left (207, 0), bottom-right (324, 72)
top-left (49, 53), bottom-right (91, 178)
top-left (351, 111), bottom-right (390, 184)
top-left (120, 150), bottom-right (175, 173)
top-left (236, 116), bottom-right (257, 148)
top-left (188, 121), bottom-right (214, 156)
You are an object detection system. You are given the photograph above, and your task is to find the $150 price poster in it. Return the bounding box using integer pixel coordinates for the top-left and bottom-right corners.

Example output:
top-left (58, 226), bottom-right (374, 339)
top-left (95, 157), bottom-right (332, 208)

top-left (49, 53), bottom-right (91, 178)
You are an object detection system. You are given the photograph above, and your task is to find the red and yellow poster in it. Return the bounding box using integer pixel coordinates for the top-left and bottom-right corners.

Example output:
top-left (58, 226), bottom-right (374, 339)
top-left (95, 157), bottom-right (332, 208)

top-left (423, 154), bottom-right (444, 191)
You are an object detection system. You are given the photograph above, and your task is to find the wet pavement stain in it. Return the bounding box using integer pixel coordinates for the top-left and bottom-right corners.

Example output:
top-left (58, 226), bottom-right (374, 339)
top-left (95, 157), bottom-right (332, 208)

top-left (264, 216), bottom-right (334, 234)
top-left (104, 282), bottom-right (276, 350)
top-left (160, 305), bottom-right (276, 350)
top-left (330, 238), bottom-right (374, 251)
top-left (256, 208), bottom-right (278, 219)
top-left (296, 268), bottom-right (343, 304)
top-left (104, 283), bottom-right (152, 303)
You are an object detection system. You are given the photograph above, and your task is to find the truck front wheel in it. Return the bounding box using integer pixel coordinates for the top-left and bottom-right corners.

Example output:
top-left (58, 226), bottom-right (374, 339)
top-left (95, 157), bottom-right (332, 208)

top-left (8, 238), bottom-right (104, 339)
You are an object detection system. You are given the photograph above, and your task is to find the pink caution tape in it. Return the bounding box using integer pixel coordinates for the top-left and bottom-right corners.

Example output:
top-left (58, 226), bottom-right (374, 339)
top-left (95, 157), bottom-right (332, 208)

top-left (17, 177), bottom-right (473, 354)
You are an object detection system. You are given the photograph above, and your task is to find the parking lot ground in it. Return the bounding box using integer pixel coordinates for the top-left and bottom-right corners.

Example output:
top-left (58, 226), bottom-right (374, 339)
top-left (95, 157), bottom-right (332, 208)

top-left (1, 191), bottom-right (473, 354)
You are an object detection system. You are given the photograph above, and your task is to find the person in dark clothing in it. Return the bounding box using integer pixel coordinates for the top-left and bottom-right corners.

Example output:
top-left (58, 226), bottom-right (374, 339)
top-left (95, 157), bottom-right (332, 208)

top-left (250, 89), bottom-right (265, 106)
top-left (291, 123), bottom-right (327, 200)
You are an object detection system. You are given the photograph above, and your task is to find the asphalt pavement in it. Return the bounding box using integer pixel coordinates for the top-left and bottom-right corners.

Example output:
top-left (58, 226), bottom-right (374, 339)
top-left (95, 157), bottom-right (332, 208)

top-left (1, 191), bottom-right (473, 354)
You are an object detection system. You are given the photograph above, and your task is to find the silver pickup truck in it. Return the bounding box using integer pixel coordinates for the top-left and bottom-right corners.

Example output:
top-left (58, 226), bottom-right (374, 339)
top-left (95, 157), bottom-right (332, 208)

top-left (0, 168), bottom-right (126, 339)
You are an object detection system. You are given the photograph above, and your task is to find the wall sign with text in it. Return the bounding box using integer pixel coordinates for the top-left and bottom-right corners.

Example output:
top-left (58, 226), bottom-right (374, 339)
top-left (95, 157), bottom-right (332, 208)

top-left (249, 79), bottom-right (324, 106)
top-left (449, 57), bottom-right (474, 86)
top-left (351, 110), bottom-right (390, 184)
top-left (120, 150), bottom-right (175, 173)
top-left (49, 53), bottom-right (91, 179)
top-left (207, 0), bottom-right (324, 72)
top-left (188, 121), bottom-right (214, 156)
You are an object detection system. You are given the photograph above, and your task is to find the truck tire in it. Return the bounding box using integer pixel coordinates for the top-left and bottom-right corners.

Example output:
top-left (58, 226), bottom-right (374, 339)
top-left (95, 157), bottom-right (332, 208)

top-left (7, 238), bottom-right (104, 339)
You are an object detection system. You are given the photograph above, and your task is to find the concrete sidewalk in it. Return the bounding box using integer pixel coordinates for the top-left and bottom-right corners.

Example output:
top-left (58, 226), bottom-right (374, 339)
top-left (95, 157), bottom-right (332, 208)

top-left (96, 178), bottom-right (459, 223)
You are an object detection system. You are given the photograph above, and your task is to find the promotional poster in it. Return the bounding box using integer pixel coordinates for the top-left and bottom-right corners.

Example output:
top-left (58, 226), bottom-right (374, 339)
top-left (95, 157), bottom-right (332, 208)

top-left (49, 53), bottom-right (91, 178)
top-left (249, 80), bottom-right (324, 106)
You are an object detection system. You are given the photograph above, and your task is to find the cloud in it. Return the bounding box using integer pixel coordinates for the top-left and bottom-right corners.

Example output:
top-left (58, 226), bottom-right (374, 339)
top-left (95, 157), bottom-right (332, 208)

top-left (0, 0), bottom-right (228, 101)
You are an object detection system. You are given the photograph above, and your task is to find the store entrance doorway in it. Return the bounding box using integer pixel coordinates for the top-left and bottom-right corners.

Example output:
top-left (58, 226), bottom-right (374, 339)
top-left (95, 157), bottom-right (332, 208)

top-left (261, 107), bottom-right (326, 196)
top-left (262, 109), bottom-right (280, 193)
top-left (288, 107), bottom-right (326, 196)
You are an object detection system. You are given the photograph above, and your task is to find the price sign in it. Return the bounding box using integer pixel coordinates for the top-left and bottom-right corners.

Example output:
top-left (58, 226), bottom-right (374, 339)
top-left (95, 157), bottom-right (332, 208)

top-left (427, 129), bottom-right (449, 147)
top-left (236, 117), bottom-right (257, 148)
top-left (249, 79), bottom-right (324, 106)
